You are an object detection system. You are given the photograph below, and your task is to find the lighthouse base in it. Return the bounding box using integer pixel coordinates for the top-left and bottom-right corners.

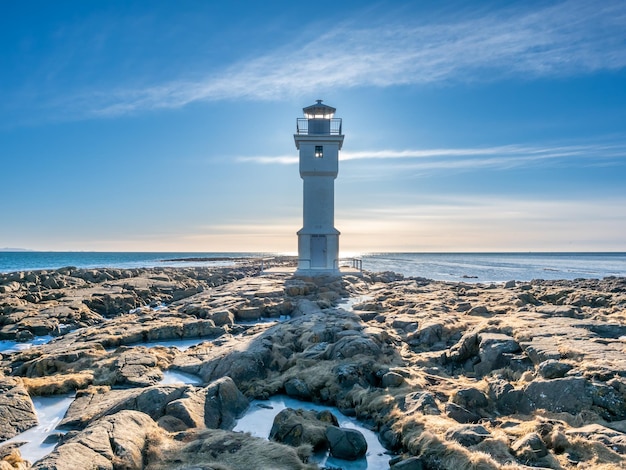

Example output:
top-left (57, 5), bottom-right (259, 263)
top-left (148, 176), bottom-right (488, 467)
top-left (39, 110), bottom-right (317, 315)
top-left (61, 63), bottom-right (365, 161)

top-left (296, 231), bottom-right (339, 275)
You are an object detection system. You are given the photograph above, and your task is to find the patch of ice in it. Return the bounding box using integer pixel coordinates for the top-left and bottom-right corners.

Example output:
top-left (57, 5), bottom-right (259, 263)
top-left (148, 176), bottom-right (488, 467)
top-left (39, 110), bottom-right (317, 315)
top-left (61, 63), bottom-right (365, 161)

top-left (233, 395), bottom-right (391, 469)
top-left (161, 370), bottom-right (203, 385)
top-left (4, 394), bottom-right (75, 464)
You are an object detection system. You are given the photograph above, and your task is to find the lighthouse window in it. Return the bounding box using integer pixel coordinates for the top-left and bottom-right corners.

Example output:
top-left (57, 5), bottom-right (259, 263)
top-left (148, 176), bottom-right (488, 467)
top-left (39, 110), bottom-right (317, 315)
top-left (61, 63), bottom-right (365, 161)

top-left (315, 146), bottom-right (323, 158)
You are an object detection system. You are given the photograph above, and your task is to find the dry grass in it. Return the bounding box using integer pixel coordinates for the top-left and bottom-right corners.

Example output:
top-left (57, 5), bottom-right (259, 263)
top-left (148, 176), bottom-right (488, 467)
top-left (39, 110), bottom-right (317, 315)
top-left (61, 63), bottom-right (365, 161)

top-left (21, 372), bottom-right (93, 395)
top-left (0, 449), bottom-right (30, 470)
top-left (146, 428), bottom-right (317, 470)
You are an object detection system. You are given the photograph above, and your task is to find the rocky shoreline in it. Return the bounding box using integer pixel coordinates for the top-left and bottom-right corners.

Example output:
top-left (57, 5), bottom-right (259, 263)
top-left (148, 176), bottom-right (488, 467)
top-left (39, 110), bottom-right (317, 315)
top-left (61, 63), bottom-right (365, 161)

top-left (1, 266), bottom-right (625, 469)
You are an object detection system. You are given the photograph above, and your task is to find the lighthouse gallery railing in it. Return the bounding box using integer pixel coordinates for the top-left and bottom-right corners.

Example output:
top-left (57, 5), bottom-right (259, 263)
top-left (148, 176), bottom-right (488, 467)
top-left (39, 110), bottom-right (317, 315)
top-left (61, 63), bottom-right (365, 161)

top-left (296, 118), bottom-right (342, 135)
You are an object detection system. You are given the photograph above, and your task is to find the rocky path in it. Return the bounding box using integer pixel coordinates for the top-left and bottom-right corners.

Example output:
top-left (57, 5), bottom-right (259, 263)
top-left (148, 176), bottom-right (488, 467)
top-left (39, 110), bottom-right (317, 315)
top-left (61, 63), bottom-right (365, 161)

top-left (0, 267), bottom-right (625, 469)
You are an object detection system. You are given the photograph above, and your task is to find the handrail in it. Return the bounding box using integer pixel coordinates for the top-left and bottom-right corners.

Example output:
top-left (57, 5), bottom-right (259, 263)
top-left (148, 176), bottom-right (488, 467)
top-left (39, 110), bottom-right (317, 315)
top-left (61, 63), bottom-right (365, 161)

top-left (296, 118), bottom-right (342, 135)
top-left (351, 258), bottom-right (363, 271)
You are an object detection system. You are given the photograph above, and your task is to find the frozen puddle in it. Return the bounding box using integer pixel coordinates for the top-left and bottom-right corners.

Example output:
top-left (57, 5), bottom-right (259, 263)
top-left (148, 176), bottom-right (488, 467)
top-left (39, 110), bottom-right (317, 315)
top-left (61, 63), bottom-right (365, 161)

top-left (4, 394), bottom-right (74, 464)
top-left (338, 295), bottom-right (373, 312)
top-left (234, 395), bottom-right (391, 469)
top-left (0, 335), bottom-right (54, 354)
top-left (161, 369), bottom-right (203, 385)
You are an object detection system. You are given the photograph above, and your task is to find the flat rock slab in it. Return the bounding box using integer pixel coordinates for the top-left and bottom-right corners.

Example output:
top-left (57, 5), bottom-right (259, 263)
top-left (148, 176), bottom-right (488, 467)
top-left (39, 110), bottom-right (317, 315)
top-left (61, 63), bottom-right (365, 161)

top-left (0, 378), bottom-right (37, 441)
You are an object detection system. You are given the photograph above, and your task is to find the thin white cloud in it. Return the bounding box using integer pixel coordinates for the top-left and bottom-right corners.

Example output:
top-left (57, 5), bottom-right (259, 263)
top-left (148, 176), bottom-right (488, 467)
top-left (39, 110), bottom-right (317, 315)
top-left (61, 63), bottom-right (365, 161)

top-left (237, 155), bottom-right (298, 165)
top-left (236, 142), bottom-right (626, 171)
top-left (85, 0), bottom-right (626, 116)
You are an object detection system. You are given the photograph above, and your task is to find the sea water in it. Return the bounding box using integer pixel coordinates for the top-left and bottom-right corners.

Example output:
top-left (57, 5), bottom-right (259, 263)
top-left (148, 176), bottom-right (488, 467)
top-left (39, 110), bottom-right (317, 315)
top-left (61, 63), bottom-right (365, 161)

top-left (1, 251), bottom-right (625, 282)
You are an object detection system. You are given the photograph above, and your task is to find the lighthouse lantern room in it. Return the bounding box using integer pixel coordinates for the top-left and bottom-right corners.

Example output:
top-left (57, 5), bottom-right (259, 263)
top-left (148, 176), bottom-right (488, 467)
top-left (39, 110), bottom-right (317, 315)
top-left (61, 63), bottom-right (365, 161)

top-left (294, 100), bottom-right (344, 274)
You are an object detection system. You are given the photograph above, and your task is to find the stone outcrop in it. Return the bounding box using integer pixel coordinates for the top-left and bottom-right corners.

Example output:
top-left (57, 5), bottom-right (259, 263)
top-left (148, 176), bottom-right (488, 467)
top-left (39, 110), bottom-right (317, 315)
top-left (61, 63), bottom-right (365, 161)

top-left (1, 268), bottom-right (626, 469)
top-left (0, 378), bottom-right (37, 441)
top-left (32, 410), bottom-right (159, 470)
top-left (269, 408), bottom-right (338, 449)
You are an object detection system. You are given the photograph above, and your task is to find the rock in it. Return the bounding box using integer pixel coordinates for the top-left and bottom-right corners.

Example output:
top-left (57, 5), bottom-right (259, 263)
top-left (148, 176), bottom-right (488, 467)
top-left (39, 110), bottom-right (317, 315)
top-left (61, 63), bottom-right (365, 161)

top-left (467, 305), bottom-right (489, 316)
top-left (0, 378), bottom-right (37, 441)
top-left (325, 425), bottom-right (368, 460)
top-left (455, 302), bottom-right (472, 312)
top-left (379, 421), bottom-right (402, 451)
top-left (391, 318), bottom-right (418, 332)
top-left (42, 432), bottom-right (65, 444)
top-left (32, 410), bottom-right (159, 470)
top-left (333, 362), bottom-right (377, 389)
top-left (165, 388), bottom-right (206, 429)
top-left (516, 292), bottom-right (539, 306)
top-left (407, 323), bottom-right (443, 347)
top-left (521, 338), bottom-right (562, 366)
top-left (537, 359), bottom-right (573, 379)
top-left (284, 378), bottom-right (312, 399)
top-left (390, 456), bottom-right (425, 469)
top-left (524, 377), bottom-right (592, 415)
top-left (536, 305), bottom-right (580, 318)
top-left (61, 384), bottom-right (188, 429)
top-left (452, 388), bottom-right (489, 410)
top-left (235, 306), bottom-right (262, 321)
top-left (326, 335), bottom-right (382, 360)
top-left (203, 376), bottom-right (249, 429)
top-left (445, 403), bottom-right (481, 424)
top-left (511, 432), bottom-right (548, 464)
top-left (209, 310), bottom-right (234, 326)
top-left (156, 415), bottom-right (188, 432)
top-left (112, 348), bottom-right (163, 387)
top-left (566, 423), bottom-right (626, 454)
top-left (167, 377), bottom-right (248, 430)
top-left (447, 331), bottom-right (479, 363)
top-left (382, 371), bottom-right (405, 388)
top-left (270, 408), bottom-right (338, 449)
top-left (200, 340), bottom-right (272, 386)
top-left (589, 382), bottom-right (626, 420)
top-left (474, 333), bottom-right (520, 375)
top-left (446, 424), bottom-right (491, 447)
top-left (400, 391), bottom-right (440, 415)
top-left (488, 379), bottom-right (532, 415)
top-left (504, 280), bottom-right (516, 288)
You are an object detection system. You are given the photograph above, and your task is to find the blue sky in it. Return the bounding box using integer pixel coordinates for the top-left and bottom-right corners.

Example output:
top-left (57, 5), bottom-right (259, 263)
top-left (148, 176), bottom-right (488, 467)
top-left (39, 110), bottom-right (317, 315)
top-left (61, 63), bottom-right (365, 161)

top-left (1, 0), bottom-right (625, 253)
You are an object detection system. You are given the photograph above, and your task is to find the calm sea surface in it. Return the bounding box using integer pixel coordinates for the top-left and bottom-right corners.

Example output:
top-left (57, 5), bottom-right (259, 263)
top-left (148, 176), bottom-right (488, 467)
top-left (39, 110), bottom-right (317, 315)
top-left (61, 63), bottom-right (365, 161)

top-left (1, 251), bottom-right (625, 283)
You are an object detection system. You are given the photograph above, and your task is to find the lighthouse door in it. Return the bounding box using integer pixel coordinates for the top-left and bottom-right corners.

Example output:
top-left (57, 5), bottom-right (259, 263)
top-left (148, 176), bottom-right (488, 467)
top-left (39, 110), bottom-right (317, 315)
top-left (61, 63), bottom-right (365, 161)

top-left (311, 235), bottom-right (327, 268)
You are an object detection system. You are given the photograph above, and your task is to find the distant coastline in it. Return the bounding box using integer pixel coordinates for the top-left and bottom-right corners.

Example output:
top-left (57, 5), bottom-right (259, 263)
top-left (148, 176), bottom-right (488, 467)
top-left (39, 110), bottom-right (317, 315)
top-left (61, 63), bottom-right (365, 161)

top-left (1, 251), bottom-right (625, 282)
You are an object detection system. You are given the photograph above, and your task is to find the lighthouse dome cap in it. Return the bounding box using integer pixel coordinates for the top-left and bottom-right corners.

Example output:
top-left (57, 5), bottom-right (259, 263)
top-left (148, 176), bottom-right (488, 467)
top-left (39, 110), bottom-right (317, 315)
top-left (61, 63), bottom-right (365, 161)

top-left (303, 100), bottom-right (336, 119)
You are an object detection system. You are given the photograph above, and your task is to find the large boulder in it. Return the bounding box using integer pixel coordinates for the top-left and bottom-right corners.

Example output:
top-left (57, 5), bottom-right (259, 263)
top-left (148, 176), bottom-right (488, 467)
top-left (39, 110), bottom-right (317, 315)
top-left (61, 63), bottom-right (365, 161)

top-left (325, 425), bottom-right (368, 460)
top-left (269, 408), bottom-right (338, 450)
top-left (166, 377), bottom-right (248, 430)
top-left (524, 377), bottom-right (592, 415)
top-left (0, 378), bottom-right (37, 441)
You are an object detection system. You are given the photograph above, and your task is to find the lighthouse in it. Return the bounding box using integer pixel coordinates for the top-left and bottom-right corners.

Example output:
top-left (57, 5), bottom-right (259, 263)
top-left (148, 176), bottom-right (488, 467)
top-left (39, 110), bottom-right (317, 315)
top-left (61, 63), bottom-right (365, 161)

top-left (294, 100), bottom-right (344, 274)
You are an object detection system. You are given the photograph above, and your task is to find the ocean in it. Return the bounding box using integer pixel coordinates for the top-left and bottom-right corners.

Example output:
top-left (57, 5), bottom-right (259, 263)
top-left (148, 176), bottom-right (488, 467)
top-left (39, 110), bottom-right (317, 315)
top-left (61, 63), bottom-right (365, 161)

top-left (1, 251), bottom-right (626, 283)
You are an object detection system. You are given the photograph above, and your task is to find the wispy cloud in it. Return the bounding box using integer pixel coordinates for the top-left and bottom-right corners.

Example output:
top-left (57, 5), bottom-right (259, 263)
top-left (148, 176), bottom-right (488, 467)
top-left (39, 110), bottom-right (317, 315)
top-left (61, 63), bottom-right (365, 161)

top-left (84, 0), bottom-right (626, 116)
top-left (236, 141), bottom-right (626, 171)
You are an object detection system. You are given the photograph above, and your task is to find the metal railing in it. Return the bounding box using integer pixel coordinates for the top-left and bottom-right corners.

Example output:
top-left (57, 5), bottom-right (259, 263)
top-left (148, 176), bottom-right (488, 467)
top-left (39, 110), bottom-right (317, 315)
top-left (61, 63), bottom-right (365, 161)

top-left (296, 118), bottom-right (342, 135)
top-left (351, 258), bottom-right (363, 271)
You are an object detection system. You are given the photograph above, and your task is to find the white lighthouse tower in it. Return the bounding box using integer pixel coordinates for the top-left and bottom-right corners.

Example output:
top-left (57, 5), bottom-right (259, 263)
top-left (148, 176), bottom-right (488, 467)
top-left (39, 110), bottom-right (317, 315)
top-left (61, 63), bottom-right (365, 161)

top-left (294, 100), bottom-right (344, 274)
